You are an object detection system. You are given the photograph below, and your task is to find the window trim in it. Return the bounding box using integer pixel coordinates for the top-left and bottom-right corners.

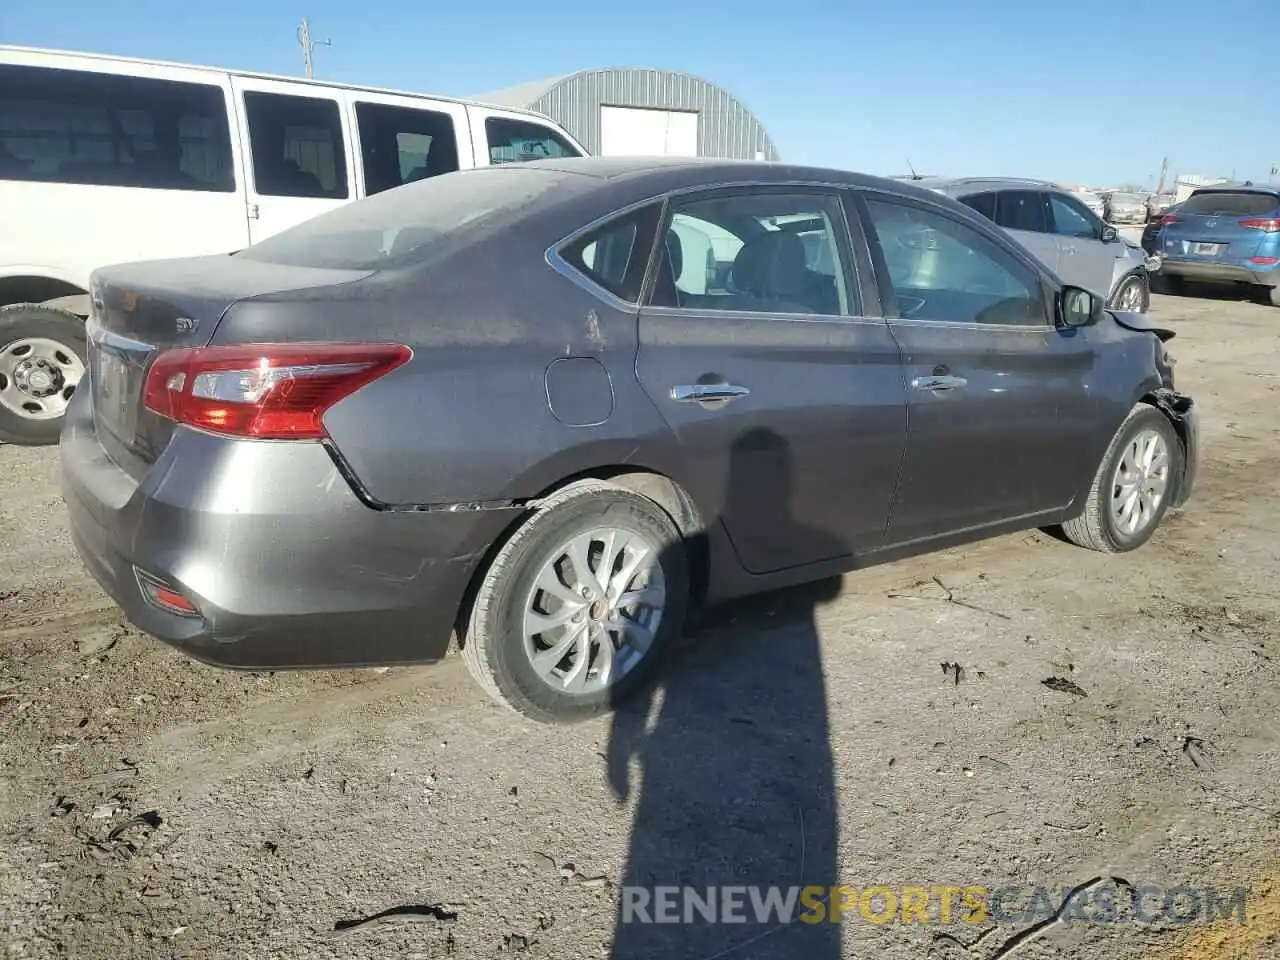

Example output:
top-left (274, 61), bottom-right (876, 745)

top-left (558, 202), bottom-right (664, 304)
top-left (636, 183), bottom-right (866, 321)
top-left (851, 188), bottom-right (1054, 330)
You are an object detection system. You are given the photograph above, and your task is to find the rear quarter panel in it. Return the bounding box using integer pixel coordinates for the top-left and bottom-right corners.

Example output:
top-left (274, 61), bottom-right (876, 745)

top-left (218, 219), bottom-right (675, 508)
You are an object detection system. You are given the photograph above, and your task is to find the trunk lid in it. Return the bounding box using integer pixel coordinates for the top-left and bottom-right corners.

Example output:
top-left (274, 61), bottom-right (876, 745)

top-left (87, 254), bottom-right (374, 472)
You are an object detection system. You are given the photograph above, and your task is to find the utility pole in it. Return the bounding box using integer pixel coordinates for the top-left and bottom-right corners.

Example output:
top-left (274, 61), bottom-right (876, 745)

top-left (1155, 156), bottom-right (1168, 196)
top-left (296, 18), bottom-right (331, 79)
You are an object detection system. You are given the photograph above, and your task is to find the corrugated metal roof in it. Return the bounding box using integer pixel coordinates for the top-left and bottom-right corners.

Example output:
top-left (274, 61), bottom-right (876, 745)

top-left (471, 74), bottom-right (575, 108)
top-left (470, 68), bottom-right (779, 162)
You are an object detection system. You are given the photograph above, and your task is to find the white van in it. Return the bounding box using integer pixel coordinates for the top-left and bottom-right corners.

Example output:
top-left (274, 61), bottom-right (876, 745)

top-left (0, 45), bottom-right (588, 444)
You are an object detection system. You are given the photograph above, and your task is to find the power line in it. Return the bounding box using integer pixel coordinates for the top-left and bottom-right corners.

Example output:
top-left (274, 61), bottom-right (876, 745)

top-left (296, 18), bottom-right (332, 79)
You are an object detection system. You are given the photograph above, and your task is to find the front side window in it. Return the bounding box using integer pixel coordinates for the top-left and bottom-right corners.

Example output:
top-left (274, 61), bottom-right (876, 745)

top-left (560, 203), bottom-right (663, 302)
top-left (486, 117), bottom-right (581, 165)
top-left (648, 192), bottom-right (855, 317)
top-left (863, 197), bottom-right (1046, 326)
top-left (355, 101), bottom-right (459, 195)
top-left (0, 63), bottom-right (234, 192)
top-left (1048, 193), bottom-right (1100, 239)
top-left (243, 91), bottom-right (349, 199)
top-left (994, 190), bottom-right (1048, 233)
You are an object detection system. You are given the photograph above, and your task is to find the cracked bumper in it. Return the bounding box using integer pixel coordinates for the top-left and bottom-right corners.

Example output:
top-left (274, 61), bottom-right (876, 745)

top-left (59, 387), bottom-right (522, 669)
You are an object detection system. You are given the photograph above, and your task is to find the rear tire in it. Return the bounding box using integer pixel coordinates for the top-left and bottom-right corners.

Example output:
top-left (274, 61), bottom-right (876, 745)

top-left (0, 304), bottom-right (87, 446)
top-left (1267, 286), bottom-right (1280, 308)
top-left (1060, 404), bottom-right (1180, 554)
top-left (461, 480), bottom-right (689, 723)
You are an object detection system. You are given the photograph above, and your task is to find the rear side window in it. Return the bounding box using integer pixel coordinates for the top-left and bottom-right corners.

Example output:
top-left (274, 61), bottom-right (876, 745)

top-left (486, 117), bottom-right (580, 165)
top-left (1180, 191), bottom-right (1280, 217)
top-left (560, 203), bottom-right (663, 302)
top-left (995, 191), bottom-right (1048, 233)
top-left (243, 91), bottom-right (349, 199)
top-left (958, 191), bottom-right (997, 221)
top-left (354, 101), bottom-right (460, 195)
top-left (0, 63), bottom-right (234, 192)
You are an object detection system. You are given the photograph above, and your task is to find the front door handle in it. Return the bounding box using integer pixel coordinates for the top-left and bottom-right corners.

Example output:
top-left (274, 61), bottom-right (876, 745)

top-left (911, 375), bottom-right (968, 392)
top-left (671, 383), bottom-right (751, 406)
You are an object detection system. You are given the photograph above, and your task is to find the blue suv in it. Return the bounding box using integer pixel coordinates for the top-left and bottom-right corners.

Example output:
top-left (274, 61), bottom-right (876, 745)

top-left (1152, 185), bottom-right (1280, 305)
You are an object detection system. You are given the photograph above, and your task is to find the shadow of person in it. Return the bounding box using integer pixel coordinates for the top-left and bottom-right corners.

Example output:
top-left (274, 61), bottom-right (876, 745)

top-left (606, 426), bottom-right (846, 959)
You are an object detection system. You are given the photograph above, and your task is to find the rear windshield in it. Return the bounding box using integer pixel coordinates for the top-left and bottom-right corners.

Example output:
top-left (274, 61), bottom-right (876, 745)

top-left (1180, 191), bottom-right (1280, 217)
top-left (235, 165), bottom-right (572, 270)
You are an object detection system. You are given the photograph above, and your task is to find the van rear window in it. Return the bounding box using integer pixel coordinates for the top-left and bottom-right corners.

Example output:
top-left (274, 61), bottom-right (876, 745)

top-left (0, 64), bottom-right (235, 193)
top-left (235, 165), bottom-right (572, 270)
top-left (1180, 191), bottom-right (1280, 217)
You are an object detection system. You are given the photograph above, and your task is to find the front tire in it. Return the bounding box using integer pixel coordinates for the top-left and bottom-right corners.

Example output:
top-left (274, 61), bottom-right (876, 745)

top-left (1060, 404), bottom-right (1180, 554)
top-left (462, 480), bottom-right (689, 723)
top-left (0, 304), bottom-right (87, 446)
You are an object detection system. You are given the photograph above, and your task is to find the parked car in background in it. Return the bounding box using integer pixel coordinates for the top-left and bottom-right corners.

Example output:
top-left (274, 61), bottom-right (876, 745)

top-left (0, 44), bottom-right (588, 445)
top-left (1152, 185), bottom-right (1280, 305)
top-left (1146, 193), bottom-right (1177, 221)
top-left (60, 157), bottom-right (1199, 722)
top-left (1105, 192), bottom-right (1148, 224)
top-left (915, 177), bottom-right (1152, 312)
top-left (1076, 190), bottom-right (1107, 219)
top-left (1142, 202), bottom-right (1178, 255)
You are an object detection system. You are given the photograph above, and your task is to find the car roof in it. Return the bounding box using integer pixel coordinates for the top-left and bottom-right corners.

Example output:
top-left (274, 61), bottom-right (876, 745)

top-left (511, 155), bottom-right (956, 203)
top-left (910, 176), bottom-right (1067, 197)
top-left (1189, 183), bottom-right (1280, 195)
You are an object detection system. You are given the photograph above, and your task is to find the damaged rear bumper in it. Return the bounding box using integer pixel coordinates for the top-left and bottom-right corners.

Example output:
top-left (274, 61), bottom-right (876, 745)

top-left (1152, 388), bottom-right (1199, 509)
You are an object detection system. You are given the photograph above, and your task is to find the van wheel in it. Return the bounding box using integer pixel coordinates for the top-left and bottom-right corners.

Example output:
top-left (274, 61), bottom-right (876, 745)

top-left (462, 480), bottom-right (689, 723)
top-left (1059, 404), bottom-right (1180, 554)
top-left (0, 304), bottom-right (87, 446)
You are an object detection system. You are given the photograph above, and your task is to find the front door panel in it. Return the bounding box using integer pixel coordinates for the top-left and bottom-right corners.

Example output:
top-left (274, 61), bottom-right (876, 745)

top-left (634, 186), bottom-right (907, 575)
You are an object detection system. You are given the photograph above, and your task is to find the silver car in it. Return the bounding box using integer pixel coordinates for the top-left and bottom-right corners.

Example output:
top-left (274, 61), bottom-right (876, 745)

top-left (913, 177), bottom-right (1152, 312)
top-left (1106, 192), bottom-right (1148, 224)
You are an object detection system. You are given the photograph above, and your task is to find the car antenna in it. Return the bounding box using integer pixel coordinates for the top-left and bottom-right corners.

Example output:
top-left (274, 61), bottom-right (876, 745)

top-left (906, 158), bottom-right (921, 180)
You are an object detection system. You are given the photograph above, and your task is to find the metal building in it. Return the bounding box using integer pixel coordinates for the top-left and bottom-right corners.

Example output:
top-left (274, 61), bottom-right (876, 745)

top-left (471, 68), bottom-right (780, 162)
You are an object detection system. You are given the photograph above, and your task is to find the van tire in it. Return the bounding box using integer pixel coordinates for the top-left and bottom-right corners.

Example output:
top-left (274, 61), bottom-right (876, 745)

top-left (0, 304), bottom-right (88, 446)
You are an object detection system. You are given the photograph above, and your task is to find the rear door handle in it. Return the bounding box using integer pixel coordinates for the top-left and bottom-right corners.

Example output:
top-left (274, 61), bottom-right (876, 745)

top-left (671, 383), bottom-right (750, 406)
top-left (911, 375), bottom-right (967, 392)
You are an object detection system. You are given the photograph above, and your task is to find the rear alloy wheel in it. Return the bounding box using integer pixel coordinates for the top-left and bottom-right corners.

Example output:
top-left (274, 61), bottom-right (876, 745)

top-left (1110, 275), bottom-right (1148, 313)
top-left (1060, 404), bottom-right (1180, 553)
top-left (0, 304), bottom-right (87, 446)
top-left (462, 480), bottom-right (689, 723)
top-left (1267, 287), bottom-right (1280, 308)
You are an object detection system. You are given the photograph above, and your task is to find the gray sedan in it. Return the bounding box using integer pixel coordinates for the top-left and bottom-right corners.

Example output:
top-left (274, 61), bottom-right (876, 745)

top-left (60, 157), bottom-right (1200, 722)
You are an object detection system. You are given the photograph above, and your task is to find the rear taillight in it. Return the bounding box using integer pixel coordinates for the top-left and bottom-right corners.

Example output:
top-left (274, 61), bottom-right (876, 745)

top-left (142, 342), bottom-right (411, 440)
top-left (1239, 218), bottom-right (1280, 232)
top-left (1160, 214), bottom-right (1178, 225)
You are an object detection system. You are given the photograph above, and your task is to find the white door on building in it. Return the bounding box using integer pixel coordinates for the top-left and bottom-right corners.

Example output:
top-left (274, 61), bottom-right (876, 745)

top-left (599, 105), bottom-right (699, 157)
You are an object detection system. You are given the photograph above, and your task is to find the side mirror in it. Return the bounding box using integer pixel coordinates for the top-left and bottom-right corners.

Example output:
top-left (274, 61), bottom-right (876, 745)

top-left (1059, 285), bottom-right (1103, 328)
top-left (1101, 225), bottom-right (1118, 243)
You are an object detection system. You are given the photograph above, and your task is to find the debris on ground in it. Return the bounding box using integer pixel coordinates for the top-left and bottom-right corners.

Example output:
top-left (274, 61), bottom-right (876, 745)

top-left (1042, 677), bottom-right (1088, 698)
top-left (941, 661), bottom-right (964, 685)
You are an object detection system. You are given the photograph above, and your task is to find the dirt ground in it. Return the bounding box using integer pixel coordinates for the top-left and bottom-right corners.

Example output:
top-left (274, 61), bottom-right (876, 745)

top-left (2, 289), bottom-right (1278, 960)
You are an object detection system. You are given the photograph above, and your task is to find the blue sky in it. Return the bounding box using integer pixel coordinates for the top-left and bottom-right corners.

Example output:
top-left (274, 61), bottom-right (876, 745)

top-left (3, 0), bottom-right (1275, 187)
